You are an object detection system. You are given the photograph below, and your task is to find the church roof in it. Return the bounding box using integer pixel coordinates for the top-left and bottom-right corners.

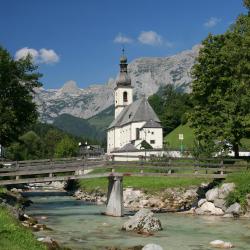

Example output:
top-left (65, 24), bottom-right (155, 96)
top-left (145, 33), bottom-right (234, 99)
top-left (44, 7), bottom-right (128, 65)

top-left (117, 143), bottom-right (138, 152)
top-left (108, 97), bottom-right (161, 129)
top-left (141, 119), bottom-right (162, 128)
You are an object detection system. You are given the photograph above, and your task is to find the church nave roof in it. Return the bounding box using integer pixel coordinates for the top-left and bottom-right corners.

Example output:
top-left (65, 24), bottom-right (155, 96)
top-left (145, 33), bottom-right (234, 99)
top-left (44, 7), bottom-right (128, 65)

top-left (108, 97), bottom-right (161, 129)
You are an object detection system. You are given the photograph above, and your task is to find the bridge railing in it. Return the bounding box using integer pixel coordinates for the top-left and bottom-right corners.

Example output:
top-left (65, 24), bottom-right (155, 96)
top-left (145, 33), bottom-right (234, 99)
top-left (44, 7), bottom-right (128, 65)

top-left (0, 157), bottom-right (105, 171)
top-left (0, 156), bottom-right (249, 185)
top-left (1, 156), bottom-right (249, 170)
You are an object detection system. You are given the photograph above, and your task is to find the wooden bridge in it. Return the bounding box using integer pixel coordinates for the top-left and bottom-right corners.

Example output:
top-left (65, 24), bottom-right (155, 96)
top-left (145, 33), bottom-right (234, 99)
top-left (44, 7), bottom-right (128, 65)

top-left (0, 157), bottom-right (249, 216)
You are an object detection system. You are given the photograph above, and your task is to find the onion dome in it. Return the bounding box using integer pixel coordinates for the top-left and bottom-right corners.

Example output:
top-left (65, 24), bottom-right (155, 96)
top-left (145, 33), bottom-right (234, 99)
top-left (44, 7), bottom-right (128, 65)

top-left (116, 49), bottom-right (131, 87)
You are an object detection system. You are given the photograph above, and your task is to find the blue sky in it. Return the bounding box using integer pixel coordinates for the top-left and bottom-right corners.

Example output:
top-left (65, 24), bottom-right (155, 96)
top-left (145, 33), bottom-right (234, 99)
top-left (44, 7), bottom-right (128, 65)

top-left (0, 0), bottom-right (246, 89)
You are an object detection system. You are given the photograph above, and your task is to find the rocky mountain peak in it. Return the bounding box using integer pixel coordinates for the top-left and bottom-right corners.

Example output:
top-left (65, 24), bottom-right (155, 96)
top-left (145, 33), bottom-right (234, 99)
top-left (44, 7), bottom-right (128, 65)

top-left (59, 80), bottom-right (80, 94)
top-left (34, 45), bottom-right (201, 123)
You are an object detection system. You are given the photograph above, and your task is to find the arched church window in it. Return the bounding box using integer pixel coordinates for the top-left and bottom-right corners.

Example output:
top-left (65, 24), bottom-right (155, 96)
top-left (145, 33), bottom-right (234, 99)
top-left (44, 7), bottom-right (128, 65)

top-left (123, 91), bottom-right (128, 102)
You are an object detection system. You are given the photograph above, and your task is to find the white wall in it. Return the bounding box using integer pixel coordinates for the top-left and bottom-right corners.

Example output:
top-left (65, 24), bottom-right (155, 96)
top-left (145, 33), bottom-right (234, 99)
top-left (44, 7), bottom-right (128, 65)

top-left (120, 124), bottom-right (131, 146)
top-left (108, 150), bottom-right (180, 161)
top-left (139, 127), bottom-right (163, 149)
top-left (131, 122), bottom-right (146, 140)
top-left (108, 122), bottom-right (145, 153)
top-left (107, 122), bottom-right (163, 153)
top-left (115, 87), bottom-right (133, 118)
top-left (107, 129), bottom-right (115, 153)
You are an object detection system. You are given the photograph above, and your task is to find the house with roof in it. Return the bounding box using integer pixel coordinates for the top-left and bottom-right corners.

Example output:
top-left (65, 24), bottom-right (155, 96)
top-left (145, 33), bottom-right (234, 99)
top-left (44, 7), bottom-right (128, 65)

top-left (107, 52), bottom-right (163, 155)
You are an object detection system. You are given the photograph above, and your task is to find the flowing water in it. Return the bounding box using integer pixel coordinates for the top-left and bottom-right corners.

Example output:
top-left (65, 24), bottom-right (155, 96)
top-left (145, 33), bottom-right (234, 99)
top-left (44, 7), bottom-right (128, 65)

top-left (24, 191), bottom-right (250, 250)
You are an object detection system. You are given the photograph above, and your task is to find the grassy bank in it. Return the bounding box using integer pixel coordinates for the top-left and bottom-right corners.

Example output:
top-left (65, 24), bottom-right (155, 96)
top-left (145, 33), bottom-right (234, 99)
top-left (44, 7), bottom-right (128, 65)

top-left (225, 171), bottom-right (250, 207)
top-left (78, 176), bottom-right (211, 193)
top-left (0, 207), bottom-right (46, 250)
top-left (164, 123), bottom-right (250, 150)
top-left (164, 123), bottom-right (195, 150)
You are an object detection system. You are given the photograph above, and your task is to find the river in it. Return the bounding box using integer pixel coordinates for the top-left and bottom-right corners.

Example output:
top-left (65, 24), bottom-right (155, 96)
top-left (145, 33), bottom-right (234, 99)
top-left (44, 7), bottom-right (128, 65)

top-left (24, 191), bottom-right (250, 250)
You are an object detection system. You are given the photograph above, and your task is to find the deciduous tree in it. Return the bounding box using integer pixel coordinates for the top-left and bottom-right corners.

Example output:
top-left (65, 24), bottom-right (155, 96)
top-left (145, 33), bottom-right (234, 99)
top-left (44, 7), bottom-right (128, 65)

top-left (0, 46), bottom-right (42, 146)
top-left (54, 136), bottom-right (78, 158)
top-left (149, 85), bottom-right (192, 135)
top-left (189, 2), bottom-right (250, 157)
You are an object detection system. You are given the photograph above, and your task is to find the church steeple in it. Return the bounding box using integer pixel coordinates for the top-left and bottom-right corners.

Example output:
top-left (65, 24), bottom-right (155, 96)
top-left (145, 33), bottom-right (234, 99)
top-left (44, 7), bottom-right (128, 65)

top-left (114, 49), bottom-right (133, 119)
top-left (116, 48), bottom-right (131, 87)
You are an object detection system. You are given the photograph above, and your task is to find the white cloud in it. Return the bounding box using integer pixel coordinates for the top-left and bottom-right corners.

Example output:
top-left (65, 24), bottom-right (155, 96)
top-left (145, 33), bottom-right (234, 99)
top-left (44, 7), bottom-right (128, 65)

top-left (204, 17), bottom-right (221, 28)
top-left (39, 49), bottom-right (59, 64)
top-left (15, 47), bottom-right (39, 61)
top-left (15, 47), bottom-right (60, 64)
top-left (138, 31), bottom-right (162, 46)
top-left (114, 33), bottom-right (133, 44)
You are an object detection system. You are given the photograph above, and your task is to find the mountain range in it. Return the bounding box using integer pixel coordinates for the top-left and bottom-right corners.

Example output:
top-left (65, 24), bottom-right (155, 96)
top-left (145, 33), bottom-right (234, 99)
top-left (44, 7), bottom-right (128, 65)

top-left (34, 45), bottom-right (200, 140)
top-left (34, 45), bottom-right (200, 123)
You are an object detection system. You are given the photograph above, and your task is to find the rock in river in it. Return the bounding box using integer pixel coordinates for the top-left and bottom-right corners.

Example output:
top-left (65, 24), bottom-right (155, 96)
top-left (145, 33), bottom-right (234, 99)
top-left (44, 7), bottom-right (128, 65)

top-left (122, 209), bottom-right (162, 233)
top-left (225, 202), bottom-right (242, 216)
top-left (38, 236), bottom-right (60, 249)
top-left (195, 201), bottom-right (224, 215)
top-left (209, 240), bottom-right (233, 248)
top-left (142, 243), bottom-right (163, 250)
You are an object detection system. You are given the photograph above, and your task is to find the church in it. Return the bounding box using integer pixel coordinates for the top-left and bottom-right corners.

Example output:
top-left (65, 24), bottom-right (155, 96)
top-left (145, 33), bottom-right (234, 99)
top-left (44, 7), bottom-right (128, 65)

top-left (107, 52), bottom-right (163, 154)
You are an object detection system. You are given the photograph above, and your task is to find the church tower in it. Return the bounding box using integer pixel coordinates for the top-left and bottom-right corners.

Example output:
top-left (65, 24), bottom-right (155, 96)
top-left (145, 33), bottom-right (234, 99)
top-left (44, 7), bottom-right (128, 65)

top-left (114, 50), bottom-right (133, 118)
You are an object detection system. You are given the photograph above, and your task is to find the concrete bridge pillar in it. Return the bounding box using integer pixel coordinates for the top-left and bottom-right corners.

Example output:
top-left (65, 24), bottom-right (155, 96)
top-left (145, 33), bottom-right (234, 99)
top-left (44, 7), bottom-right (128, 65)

top-left (105, 176), bottom-right (124, 217)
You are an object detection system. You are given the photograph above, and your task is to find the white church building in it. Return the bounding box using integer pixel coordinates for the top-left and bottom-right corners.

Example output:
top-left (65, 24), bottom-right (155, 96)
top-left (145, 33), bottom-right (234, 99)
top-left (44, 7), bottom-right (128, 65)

top-left (107, 53), bottom-right (163, 158)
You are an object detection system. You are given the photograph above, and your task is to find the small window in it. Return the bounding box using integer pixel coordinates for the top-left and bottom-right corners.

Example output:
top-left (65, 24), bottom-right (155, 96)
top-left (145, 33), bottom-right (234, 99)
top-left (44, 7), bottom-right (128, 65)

top-left (150, 140), bottom-right (155, 144)
top-left (123, 91), bottom-right (128, 102)
top-left (151, 132), bottom-right (154, 135)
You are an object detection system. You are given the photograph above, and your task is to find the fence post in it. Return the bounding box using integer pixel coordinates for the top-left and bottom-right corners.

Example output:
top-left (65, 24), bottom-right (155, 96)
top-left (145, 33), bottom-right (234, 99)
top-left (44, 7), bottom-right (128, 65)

top-left (220, 159), bottom-right (224, 175)
top-left (168, 158), bottom-right (172, 174)
top-left (195, 157), bottom-right (200, 175)
top-left (81, 157), bottom-right (86, 174)
top-left (168, 158), bottom-right (171, 166)
top-left (139, 155), bottom-right (144, 166)
top-left (137, 156), bottom-right (143, 174)
top-left (15, 161), bottom-right (19, 180)
top-left (50, 159), bottom-right (54, 169)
